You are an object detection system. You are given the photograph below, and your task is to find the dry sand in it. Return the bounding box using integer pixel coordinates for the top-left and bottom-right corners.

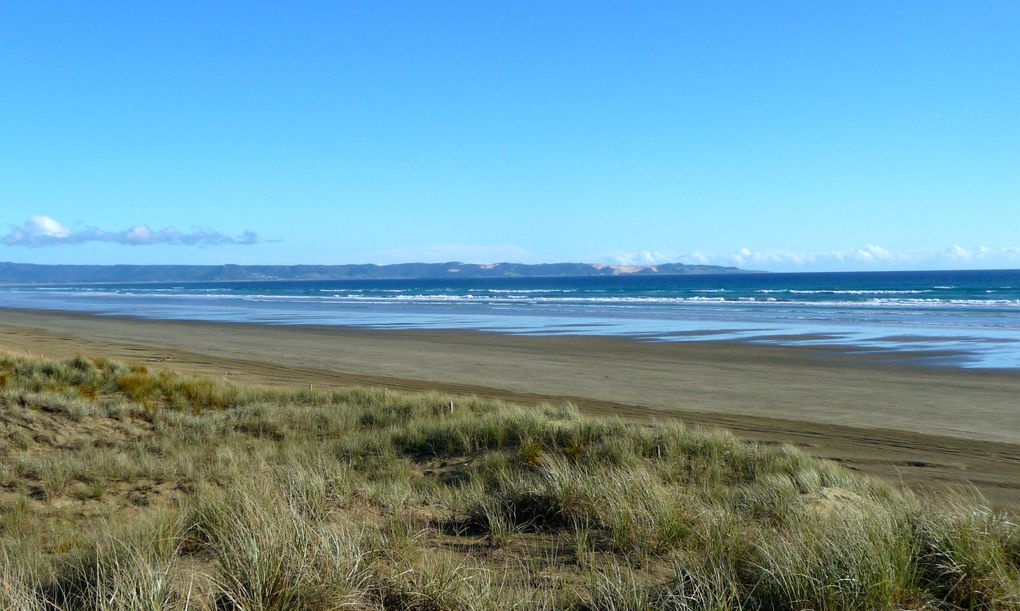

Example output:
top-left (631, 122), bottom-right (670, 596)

top-left (1, 307), bottom-right (1018, 510)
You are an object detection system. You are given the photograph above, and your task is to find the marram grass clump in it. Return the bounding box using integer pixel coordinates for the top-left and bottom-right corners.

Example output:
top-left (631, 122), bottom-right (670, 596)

top-left (0, 354), bottom-right (1017, 609)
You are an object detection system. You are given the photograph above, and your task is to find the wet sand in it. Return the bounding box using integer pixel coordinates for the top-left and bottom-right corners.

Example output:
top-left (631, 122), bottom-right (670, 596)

top-left (1, 307), bottom-right (1018, 510)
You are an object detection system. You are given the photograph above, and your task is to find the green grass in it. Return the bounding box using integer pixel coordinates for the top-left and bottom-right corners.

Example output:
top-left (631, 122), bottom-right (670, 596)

top-left (0, 353), bottom-right (1017, 609)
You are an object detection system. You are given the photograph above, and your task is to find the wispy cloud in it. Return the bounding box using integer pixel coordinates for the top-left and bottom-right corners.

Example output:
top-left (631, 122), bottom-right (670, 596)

top-left (358, 243), bottom-right (534, 264)
top-left (2, 216), bottom-right (261, 248)
top-left (614, 250), bottom-right (676, 266)
top-left (613, 244), bottom-right (1020, 271)
top-left (721, 244), bottom-right (901, 268)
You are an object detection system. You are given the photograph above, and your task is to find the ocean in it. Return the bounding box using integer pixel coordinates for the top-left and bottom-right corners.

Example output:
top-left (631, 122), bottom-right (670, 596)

top-left (2, 269), bottom-right (1019, 369)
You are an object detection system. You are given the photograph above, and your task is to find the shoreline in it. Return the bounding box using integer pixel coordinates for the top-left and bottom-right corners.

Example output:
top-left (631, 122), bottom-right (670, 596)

top-left (1, 306), bottom-right (1019, 510)
top-left (4, 281), bottom-right (1020, 371)
top-left (1, 301), bottom-right (1015, 371)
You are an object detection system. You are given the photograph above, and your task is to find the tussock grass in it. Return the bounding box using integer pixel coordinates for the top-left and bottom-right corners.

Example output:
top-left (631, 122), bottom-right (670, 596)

top-left (0, 353), bottom-right (1017, 609)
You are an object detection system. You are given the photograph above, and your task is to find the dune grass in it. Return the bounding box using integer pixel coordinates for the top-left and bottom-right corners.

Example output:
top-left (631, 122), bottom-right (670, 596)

top-left (0, 353), bottom-right (1017, 609)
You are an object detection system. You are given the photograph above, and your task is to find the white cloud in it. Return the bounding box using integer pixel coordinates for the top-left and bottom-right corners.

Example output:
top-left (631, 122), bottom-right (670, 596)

top-left (2, 216), bottom-right (261, 247)
top-left (686, 251), bottom-right (711, 264)
top-left (358, 244), bottom-right (533, 264)
top-left (615, 250), bottom-right (674, 265)
top-left (23, 215), bottom-right (72, 239)
top-left (608, 244), bottom-right (1020, 271)
top-left (852, 244), bottom-right (893, 261)
top-left (945, 245), bottom-right (972, 261)
top-left (705, 244), bottom-right (912, 269)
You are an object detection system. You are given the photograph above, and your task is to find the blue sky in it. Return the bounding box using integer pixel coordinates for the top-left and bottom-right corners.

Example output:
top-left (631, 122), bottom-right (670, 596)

top-left (1, 2), bottom-right (1018, 272)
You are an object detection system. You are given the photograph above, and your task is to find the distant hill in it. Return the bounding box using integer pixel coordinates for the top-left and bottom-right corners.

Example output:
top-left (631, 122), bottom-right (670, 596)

top-left (0, 261), bottom-right (755, 284)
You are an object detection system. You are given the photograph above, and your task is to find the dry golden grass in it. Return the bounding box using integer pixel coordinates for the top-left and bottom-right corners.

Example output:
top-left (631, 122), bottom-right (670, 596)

top-left (0, 353), bottom-right (1017, 609)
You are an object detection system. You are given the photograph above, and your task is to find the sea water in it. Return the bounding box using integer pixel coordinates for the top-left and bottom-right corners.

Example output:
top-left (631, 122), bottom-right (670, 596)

top-left (2, 269), bottom-right (1019, 368)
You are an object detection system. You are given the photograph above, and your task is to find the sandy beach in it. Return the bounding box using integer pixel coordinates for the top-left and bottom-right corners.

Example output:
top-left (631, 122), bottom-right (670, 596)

top-left (1, 307), bottom-right (1018, 510)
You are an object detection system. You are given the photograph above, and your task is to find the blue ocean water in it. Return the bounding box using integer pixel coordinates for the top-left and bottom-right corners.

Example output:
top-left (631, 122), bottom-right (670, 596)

top-left (2, 269), bottom-right (1020, 368)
